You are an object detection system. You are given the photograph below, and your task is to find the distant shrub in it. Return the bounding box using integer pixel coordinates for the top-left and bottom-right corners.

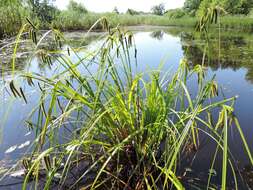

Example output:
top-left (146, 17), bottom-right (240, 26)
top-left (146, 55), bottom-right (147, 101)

top-left (165, 8), bottom-right (186, 19)
top-left (126, 9), bottom-right (140, 15)
top-left (151, 3), bottom-right (165, 16)
top-left (52, 11), bottom-right (102, 30)
top-left (0, 5), bottom-right (28, 38)
top-left (67, 0), bottom-right (88, 14)
top-left (249, 8), bottom-right (253, 18)
top-left (52, 0), bottom-right (91, 30)
top-left (113, 7), bottom-right (119, 14)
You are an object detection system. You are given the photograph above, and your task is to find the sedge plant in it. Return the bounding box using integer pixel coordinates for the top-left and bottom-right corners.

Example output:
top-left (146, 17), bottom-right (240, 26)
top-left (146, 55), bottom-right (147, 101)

top-left (2, 15), bottom-right (252, 190)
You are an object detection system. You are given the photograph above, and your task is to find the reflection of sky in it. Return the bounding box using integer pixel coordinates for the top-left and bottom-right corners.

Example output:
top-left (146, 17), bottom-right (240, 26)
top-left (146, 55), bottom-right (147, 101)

top-left (214, 68), bottom-right (253, 158)
top-left (0, 29), bottom-right (253, 177)
top-left (134, 31), bottom-right (183, 72)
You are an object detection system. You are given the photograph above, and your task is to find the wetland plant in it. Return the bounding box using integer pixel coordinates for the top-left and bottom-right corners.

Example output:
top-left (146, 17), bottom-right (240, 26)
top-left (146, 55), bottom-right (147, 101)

top-left (2, 17), bottom-right (253, 190)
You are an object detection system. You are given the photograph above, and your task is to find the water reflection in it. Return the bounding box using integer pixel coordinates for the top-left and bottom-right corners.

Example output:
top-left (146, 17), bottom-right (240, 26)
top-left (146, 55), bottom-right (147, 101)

top-left (3, 29), bottom-right (253, 82)
top-left (150, 30), bottom-right (164, 40)
top-left (0, 32), bottom-right (100, 77)
top-left (178, 30), bottom-right (253, 83)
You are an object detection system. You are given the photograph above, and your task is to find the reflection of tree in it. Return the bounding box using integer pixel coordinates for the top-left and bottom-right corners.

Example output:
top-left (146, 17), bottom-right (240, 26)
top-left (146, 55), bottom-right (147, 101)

top-left (0, 56), bottom-right (28, 76)
top-left (67, 34), bottom-right (100, 47)
top-left (0, 32), bottom-right (100, 78)
top-left (150, 30), bottom-right (164, 40)
top-left (179, 31), bottom-right (253, 83)
top-left (0, 41), bottom-right (59, 77)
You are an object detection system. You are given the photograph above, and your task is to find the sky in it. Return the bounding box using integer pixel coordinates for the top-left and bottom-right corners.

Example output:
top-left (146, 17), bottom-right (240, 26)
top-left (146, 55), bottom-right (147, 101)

top-left (55, 0), bottom-right (185, 13)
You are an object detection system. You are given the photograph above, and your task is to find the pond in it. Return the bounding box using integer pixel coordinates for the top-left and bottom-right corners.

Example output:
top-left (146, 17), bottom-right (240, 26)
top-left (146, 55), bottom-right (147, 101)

top-left (0, 26), bottom-right (252, 188)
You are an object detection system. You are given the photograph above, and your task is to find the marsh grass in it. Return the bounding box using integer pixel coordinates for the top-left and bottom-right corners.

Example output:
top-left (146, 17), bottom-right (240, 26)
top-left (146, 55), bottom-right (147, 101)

top-left (52, 13), bottom-right (197, 31)
top-left (0, 5), bottom-right (27, 38)
top-left (2, 7), bottom-right (253, 40)
top-left (1, 14), bottom-right (253, 190)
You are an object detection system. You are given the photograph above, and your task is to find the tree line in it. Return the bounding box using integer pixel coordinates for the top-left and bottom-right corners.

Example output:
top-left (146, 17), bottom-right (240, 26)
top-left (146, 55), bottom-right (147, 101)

top-left (167, 0), bottom-right (253, 18)
top-left (1, 0), bottom-right (253, 38)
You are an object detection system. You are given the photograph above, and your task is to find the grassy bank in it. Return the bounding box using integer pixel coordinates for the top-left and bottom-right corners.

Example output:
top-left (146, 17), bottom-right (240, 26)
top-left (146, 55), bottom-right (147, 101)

top-left (0, 12), bottom-right (197, 38)
top-left (2, 8), bottom-right (253, 39)
top-left (52, 13), bottom-right (197, 31)
top-left (220, 16), bottom-right (253, 31)
top-left (0, 5), bottom-right (28, 38)
top-left (48, 12), bottom-right (253, 32)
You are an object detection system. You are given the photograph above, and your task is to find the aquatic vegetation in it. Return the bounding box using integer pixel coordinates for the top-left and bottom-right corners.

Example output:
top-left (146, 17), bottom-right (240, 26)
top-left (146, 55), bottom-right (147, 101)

top-left (2, 6), bottom-right (253, 40)
top-left (51, 12), bottom-right (197, 31)
top-left (1, 18), bottom-right (252, 190)
top-left (0, 5), bottom-right (28, 38)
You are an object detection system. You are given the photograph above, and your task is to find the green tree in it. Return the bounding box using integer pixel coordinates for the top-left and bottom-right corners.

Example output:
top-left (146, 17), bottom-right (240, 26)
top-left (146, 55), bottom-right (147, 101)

top-left (67, 0), bottom-right (88, 13)
top-left (165, 8), bottom-right (186, 18)
top-left (151, 3), bottom-right (165, 15)
top-left (221, 0), bottom-right (253, 14)
top-left (185, 0), bottom-right (253, 16)
top-left (183, 0), bottom-right (203, 16)
top-left (28, 0), bottom-right (58, 23)
top-left (126, 8), bottom-right (140, 15)
top-left (113, 7), bottom-right (119, 14)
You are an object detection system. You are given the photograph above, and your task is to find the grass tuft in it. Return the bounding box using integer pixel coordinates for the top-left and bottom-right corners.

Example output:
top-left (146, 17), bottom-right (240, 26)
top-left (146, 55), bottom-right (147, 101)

top-left (1, 17), bottom-right (252, 190)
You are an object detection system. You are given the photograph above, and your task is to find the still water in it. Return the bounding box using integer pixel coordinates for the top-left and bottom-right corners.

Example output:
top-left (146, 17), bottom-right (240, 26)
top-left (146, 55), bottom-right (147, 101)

top-left (0, 26), bottom-right (252, 188)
